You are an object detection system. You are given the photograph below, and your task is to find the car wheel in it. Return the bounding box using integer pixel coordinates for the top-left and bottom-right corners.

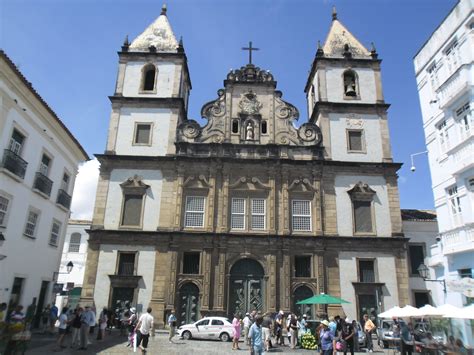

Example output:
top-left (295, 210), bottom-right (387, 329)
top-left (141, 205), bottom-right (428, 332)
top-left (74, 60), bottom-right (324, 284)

top-left (182, 331), bottom-right (192, 340)
top-left (220, 332), bottom-right (230, 342)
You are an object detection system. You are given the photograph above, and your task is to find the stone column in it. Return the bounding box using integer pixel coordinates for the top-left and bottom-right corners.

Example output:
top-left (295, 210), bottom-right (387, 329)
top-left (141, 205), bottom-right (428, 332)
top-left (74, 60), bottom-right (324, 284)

top-left (173, 164), bottom-right (185, 230)
top-left (385, 172), bottom-right (402, 235)
top-left (325, 251), bottom-right (343, 317)
top-left (91, 169), bottom-right (111, 228)
top-left (321, 172), bottom-right (337, 235)
top-left (279, 243), bottom-right (291, 311)
top-left (201, 248), bottom-right (212, 312)
top-left (218, 166), bottom-right (230, 232)
top-left (268, 165), bottom-right (277, 234)
top-left (213, 247), bottom-right (227, 313)
top-left (105, 106), bottom-right (121, 154)
top-left (79, 240), bottom-right (100, 305)
top-left (266, 253), bottom-right (277, 312)
top-left (280, 168), bottom-right (290, 235)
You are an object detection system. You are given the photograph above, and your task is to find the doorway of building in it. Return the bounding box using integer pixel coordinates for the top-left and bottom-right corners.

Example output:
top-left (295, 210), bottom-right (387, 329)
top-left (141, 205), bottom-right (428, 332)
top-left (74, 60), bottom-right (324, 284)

top-left (178, 282), bottom-right (200, 325)
top-left (111, 287), bottom-right (134, 310)
top-left (34, 281), bottom-right (49, 328)
top-left (228, 258), bottom-right (264, 317)
top-left (358, 294), bottom-right (378, 324)
top-left (293, 285), bottom-right (314, 319)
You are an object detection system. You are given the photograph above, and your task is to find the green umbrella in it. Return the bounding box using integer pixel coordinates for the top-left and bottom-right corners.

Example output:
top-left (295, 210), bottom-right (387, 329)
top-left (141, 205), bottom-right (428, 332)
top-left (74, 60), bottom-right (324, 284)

top-left (296, 293), bottom-right (350, 305)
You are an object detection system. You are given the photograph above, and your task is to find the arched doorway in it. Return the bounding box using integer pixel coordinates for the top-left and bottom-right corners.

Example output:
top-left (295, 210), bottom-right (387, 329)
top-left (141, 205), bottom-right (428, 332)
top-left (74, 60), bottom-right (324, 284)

top-left (178, 282), bottom-right (200, 325)
top-left (293, 285), bottom-right (314, 319)
top-left (229, 258), bottom-right (264, 317)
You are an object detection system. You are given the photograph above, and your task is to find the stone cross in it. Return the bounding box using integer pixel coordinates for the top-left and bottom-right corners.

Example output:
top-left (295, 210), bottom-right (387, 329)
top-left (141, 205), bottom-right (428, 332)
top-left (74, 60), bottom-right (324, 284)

top-left (242, 41), bottom-right (259, 65)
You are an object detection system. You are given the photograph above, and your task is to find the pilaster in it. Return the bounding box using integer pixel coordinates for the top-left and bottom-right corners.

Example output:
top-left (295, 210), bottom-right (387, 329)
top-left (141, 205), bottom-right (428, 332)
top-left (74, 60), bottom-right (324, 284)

top-left (281, 168), bottom-right (290, 235)
top-left (385, 173), bottom-right (402, 235)
top-left (395, 251), bottom-right (410, 307)
top-left (150, 246), bottom-right (170, 328)
top-left (201, 248), bottom-right (212, 311)
top-left (280, 246), bottom-right (291, 311)
top-left (213, 247), bottom-right (227, 311)
top-left (92, 170), bottom-right (111, 227)
top-left (321, 172), bottom-right (337, 235)
top-left (105, 106), bottom-right (120, 154)
top-left (268, 165), bottom-right (277, 234)
top-left (79, 242), bottom-right (100, 305)
top-left (173, 164), bottom-right (185, 230)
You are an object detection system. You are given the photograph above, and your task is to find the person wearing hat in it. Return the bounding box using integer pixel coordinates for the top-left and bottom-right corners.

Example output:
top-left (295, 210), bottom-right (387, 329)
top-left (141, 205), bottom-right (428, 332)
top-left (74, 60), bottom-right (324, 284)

top-left (243, 312), bottom-right (252, 346)
top-left (320, 320), bottom-right (336, 355)
top-left (300, 314), bottom-right (308, 334)
top-left (275, 310), bottom-right (284, 346)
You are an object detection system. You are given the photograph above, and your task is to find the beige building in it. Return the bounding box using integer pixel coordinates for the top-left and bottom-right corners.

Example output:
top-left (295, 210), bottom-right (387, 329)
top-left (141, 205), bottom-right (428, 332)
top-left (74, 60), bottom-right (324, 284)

top-left (81, 6), bottom-right (409, 327)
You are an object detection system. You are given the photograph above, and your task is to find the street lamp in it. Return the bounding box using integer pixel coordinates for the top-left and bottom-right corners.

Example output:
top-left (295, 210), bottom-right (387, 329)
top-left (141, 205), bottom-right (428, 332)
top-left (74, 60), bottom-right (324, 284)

top-left (66, 261), bottom-right (74, 273)
top-left (410, 150), bottom-right (428, 172)
top-left (417, 263), bottom-right (446, 293)
top-left (53, 261), bottom-right (74, 282)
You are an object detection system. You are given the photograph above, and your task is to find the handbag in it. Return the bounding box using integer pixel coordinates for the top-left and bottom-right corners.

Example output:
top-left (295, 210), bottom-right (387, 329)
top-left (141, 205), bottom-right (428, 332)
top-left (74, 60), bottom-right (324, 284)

top-left (336, 339), bottom-right (346, 351)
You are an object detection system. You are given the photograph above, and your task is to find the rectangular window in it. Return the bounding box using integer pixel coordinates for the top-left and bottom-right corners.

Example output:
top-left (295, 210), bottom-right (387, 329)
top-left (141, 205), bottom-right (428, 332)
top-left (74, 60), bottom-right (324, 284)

top-left (353, 200), bottom-right (373, 233)
top-left (447, 186), bottom-right (462, 227)
top-left (118, 253), bottom-right (135, 276)
top-left (438, 120), bottom-right (450, 152)
top-left (61, 173), bottom-right (70, 191)
top-left (427, 62), bottom-right (438, 90)
top-left (409, 245), bottom-right (425, 276)
top-left (24, 210), bottom-right (39, 238)
top-left (121, 194), bottom-right (143, 226)
top-left (359, 260), bottom-right (375, 283)
top-left (414, 292), bottom-right (431, 308)
top-left (134, 124), bottom-right (152, 145)
top-left (68, 233), bottom-right (81, 253)
top-left (0, 195), bottom-right (9, 226)
top-left (231, 198), bottom-right (246, 230)
top-left (445, 40), bottom-right (459, 74)
top-left (292, 200), bottom-right (312, 232)
top-left (9, 129), bottom-right (25, 155)
top-left (183, 252), bottom-right (200, 274)
top-left (49, 221), bottom-right (61, 246)
top-left (459, 268), bottom-right (473, 279)
top-left (295, 256), bottom-right (311, 277)
top-left (456, 103), bottom-right (471, 139)
top-left (347, 130), bottom-right (363, 152)
top-left (184, 196), bottom-right (205, 228)
top-left (39, 154), bottom-right (51, 176)
top-left (251, 198), bottom-right (266, 230)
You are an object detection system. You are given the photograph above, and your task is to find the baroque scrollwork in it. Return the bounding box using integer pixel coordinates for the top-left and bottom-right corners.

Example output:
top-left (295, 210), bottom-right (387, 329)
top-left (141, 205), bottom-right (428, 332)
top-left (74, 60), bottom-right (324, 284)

top-left (179, 120), bottom-right (201, 139)
top-left (201, 89), bottom-right (226, 119)
top-left (275, 91), bottom-right (299, 121)
top-left (298, 123), bottom-right (322, 144)
top-left (226, 64), bottom-right (274, 83)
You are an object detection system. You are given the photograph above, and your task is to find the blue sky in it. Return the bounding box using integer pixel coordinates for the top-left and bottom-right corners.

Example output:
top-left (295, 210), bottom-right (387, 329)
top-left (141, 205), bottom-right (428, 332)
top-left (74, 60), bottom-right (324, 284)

top-left (2, 0), bottom-right (457, 212)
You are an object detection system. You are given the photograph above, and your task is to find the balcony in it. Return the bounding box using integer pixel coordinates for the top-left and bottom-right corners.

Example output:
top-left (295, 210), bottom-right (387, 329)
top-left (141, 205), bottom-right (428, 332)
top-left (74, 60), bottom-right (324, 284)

top-left (33, 172), bottom-right (53, 197)
top-left (427, 244), bottom-right (444, 267)
top-left (56, 189), bottom-right (72, 209)
top-left (437, 67), bottom-right (470, 109)
top-left (450, 137), bottom-right (474, 175)
top-left (1, 149), bottom-right (28, 179)
top-left (442, 224), bottom-right (474, 255)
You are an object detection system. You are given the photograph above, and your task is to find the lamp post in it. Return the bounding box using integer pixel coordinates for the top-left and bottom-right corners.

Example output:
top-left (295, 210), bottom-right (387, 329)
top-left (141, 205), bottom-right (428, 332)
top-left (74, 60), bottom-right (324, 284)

top-left (417, 263), bottom-right (446, 293)
top-left (53, 261), bottom-right (74, 282)
top-left (410, 150), bottom-right (428, 172)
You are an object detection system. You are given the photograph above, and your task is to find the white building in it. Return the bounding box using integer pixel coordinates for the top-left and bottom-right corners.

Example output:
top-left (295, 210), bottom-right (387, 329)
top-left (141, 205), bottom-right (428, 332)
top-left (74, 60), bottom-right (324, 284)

top-left (0, 51), bottom-right (88, 324)
top-left (413, 0), bottom-right (474, 307)
top-left (56, 220), bottom-right (91, 310)
top-left (401, 209), bottom-right (441, 306)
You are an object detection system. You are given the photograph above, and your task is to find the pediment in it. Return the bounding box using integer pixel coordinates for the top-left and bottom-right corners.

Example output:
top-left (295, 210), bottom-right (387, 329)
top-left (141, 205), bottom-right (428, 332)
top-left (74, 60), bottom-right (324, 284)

top-left (229, 176), bottom-right (270, 191)
top-left (120, 175), bottom-right (150, 194)
top-left (183, 175), bottom-right (211, 189)
top-left (288, 178), bottom-right (317, 193)
top-left (347, 181), bottom-right (376, 200)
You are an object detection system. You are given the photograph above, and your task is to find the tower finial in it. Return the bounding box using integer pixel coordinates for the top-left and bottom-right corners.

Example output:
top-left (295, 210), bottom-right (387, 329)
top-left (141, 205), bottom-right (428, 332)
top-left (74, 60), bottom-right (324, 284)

top-left (122, 35), bottom-right (130, 52)
top-left (370, 42), bottom-right (378, 59)
top-left (178, 36), bottom-right (184, 53)
top-left (332, 6), bottom-right (337, 21)
top-left (316, 40), bottom-right (324, 57)
top-left (161, 3), bottom-right (167, 15)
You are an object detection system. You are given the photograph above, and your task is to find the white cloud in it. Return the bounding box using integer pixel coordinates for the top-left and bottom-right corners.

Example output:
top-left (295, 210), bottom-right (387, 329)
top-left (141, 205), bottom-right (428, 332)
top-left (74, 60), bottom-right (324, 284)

top-left (70, 158), bottom-right (100, 220)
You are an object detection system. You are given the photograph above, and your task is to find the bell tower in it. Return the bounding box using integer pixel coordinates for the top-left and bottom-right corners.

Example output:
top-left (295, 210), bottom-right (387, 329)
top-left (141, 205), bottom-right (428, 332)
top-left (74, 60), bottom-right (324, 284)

top-left (304, 7), bottom-right (392, 163)
top-left (105, 4), bottom-right (191, 156)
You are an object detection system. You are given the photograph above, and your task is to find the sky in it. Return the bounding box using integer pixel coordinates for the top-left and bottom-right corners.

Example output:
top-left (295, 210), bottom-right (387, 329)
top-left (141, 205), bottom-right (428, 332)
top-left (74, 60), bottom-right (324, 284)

top-left (1, 0), bottom-right (457, 219)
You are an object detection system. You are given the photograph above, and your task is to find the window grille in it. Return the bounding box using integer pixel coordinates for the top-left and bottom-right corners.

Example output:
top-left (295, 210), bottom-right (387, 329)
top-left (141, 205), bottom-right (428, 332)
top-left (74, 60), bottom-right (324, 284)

top-left (251, 198), bottom-right (266, 230)
top-left (447, 186), bottom-right (462, 226)
top-left (9, 129), bottom-right (24, 155)
top-left (39, 155), bottom-right (50, 176)
top-left (61, 173), bottom-right (70, 191)
top-left (231, 198), bottom-right (246, 230)
top-left (292, 200), bottom-right (311, 231)
top-left (184, 196), bottom-right (205, 228)
top-left (0, 196), bottom-right (9, 226)
top-left (49, 221), bottom-right (61, 246)
top-left (359, 260), bottom-right (375, 283)
top-left (68, 233), bottom-right (81, 253)
top-left (24, 210), bottom-right (39, 237)
top-left (183, 252), bottom-right (200, 274)
top-left (295, 256), bottom-right (311, 277)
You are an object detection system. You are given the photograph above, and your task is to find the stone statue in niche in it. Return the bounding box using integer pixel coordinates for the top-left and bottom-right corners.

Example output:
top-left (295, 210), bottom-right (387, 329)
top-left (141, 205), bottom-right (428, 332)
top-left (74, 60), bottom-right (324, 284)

top-left (246, 122), bottom-right (254, 140)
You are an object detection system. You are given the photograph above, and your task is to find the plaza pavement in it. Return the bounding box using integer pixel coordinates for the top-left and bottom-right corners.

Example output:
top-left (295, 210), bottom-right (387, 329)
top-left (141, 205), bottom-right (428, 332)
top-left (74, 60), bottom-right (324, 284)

top-left (24, 330), bottom-right (387, 355)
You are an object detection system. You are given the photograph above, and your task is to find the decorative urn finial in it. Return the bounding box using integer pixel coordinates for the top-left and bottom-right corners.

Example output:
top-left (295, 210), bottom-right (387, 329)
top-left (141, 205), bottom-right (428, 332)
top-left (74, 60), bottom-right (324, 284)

top-left (332, 6), bottom-right (337, 21)
top-left (161, 3), bottom-right (167, 15)
top-left (122, 35), bottom-right (129, 52)
top-left (370, 42), bottom-right (378, 59)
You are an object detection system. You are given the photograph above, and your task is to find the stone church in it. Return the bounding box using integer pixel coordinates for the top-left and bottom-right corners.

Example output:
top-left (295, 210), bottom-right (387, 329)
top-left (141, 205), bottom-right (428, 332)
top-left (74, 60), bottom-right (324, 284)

top-left (81, 6), bottom-right (409, 327)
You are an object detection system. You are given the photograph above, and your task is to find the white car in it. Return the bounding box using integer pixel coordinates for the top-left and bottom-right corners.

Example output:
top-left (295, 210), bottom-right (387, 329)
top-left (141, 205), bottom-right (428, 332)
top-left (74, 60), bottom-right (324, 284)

top-left (177, 317), bottom-right (235, 342)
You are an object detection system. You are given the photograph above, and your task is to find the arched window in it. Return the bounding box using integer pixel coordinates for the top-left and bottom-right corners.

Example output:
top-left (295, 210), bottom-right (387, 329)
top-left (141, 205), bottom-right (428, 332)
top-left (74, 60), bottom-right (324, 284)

top-left (142, 65), bottom-right (156, 91)
top-left (261, 121), bottom-right (267, 134)
top-left (232, 119), bottom-right (239, 134)
top-left (343, 70), bottom-right (358, 98)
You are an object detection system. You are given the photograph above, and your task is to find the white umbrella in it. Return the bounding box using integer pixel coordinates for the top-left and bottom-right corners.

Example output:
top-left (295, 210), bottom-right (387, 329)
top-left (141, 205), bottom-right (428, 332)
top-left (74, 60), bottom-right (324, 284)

top-left (418, 304), bottom-right (445, 318)
top-left (378, 306), bottom-right (403, 318)
top-left (397, 305), bottom-right (423, 318)
top-left (443, 304), bottom-right (474, 319)
top-left (436, 304), bottom-right (462, 317)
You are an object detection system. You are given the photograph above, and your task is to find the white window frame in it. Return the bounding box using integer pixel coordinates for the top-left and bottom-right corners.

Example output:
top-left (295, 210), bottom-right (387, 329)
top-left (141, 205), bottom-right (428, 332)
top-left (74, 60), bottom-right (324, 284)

top-left (184, 196), bottom-right (206, 228)
top-left (49, 220), bottom-right (61, 247)
top-left (9, 128), bottom-right (25, 156)
top-left (444, 40), bottom-right (459, 74)
top-left (291, 199), bottom-right (312, 232)
top-left (250, 198), bottom-right (266, 230)
top-left (39, 153), bottom-right (51, 176)
top-left (438, 120), bottom-right (450, 153)
top-left (24, 208), bottom-right (40, 238)
top-left (68, 233), bottom-right (81, 253)
top-left (0, 193), bottom-right (11, 227)
top-left (455, 103), bottom-right (471, 140)
top-left (447, 185), bottom-right (462, 227)
top-left (231, 198), bottom-right (246, 230)
top-left (61, 172), bottom-right (70, 192)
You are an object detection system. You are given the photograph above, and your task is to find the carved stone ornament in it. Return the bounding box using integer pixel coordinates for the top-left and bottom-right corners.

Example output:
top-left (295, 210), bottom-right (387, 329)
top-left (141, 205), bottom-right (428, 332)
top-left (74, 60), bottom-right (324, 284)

top-left (179, 120), bottom-right (201, 139)
top-left (347, 181), bottom-right (376, 201)
top-left (346, 115), bottom-right (363, 128)
top-left (288, 177), bottom-right (317, 192)
top-left (120, 175), bottom-right (150, 194)
top-left (229, 176), bottom-right (270, 190)
top-left (275, 91), bottom-right (299, 121)
top-left (183, 175), bottom-right (211, 189)
top-left (239, 90), bottom-right (263, 115)
top-left (226, 64), bottom-right (274, 83)
top-left (202, 89), bottom-right (226, 118)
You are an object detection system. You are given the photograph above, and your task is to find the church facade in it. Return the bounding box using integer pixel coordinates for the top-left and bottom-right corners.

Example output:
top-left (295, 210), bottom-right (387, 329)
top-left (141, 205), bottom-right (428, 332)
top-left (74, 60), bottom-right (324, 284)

top-left (81, 6), bottom-right (409, 327)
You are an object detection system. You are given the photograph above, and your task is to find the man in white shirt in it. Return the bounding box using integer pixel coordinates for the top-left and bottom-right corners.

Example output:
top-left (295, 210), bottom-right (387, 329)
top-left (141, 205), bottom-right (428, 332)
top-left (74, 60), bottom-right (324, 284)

top-left (135, 307), bottom-right (154, 354)
top-left (243, 312), bottom-right (252, 346)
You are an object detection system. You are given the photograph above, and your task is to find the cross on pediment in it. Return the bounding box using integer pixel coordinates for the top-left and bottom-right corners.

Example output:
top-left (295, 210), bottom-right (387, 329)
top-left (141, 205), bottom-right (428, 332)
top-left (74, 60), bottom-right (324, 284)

top-left (242, 41), bottom-right (259, 65)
